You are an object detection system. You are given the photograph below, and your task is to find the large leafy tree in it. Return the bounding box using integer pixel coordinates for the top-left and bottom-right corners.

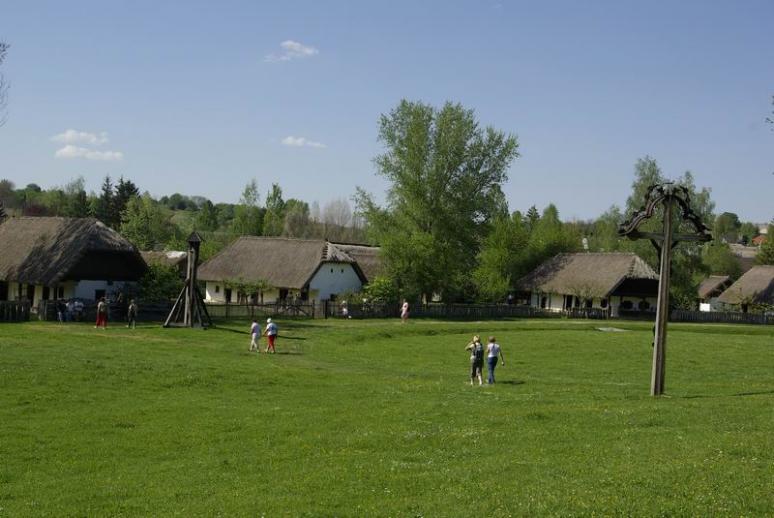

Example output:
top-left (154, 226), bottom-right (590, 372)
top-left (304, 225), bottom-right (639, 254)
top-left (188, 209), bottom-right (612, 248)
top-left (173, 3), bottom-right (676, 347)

top-left (472, 212), bottom-right (529, 301)
top-left (357, 100), bottom-right (519, 301)
top-left (120, 194), bottom-right (172, 250)
top-left (756, 225), bottom-right (774, 265)
top-left (262, 183), bottom-right (285, 237)
top-left (619, 157), bottom-right (716, 308)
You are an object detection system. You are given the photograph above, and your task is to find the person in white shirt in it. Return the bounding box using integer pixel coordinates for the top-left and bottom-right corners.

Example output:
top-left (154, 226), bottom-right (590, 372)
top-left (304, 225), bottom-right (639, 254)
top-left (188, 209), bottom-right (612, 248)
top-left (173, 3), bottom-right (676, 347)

top-left (486, 336), bottom-right (505, 384)
top-left (400, 300), bottom-right (409, 323)
top-left (249, 319), bottom-right (260, 352)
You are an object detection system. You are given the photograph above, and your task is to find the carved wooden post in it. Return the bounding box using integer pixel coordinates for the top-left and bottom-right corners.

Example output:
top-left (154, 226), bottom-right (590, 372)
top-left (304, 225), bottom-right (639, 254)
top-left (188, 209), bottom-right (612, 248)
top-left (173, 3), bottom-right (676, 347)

top-left (619, 183), bottom-right (711, 396)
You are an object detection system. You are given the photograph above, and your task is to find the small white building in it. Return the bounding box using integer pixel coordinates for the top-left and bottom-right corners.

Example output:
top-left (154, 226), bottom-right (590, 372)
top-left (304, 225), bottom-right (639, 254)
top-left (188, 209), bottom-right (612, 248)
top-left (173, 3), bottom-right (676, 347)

top-left (0, 217), bottom-right (147, 308)
top-left (198, 237), bottom-right (380, 304)
top-left (516, 253), bottom-right (659, 317)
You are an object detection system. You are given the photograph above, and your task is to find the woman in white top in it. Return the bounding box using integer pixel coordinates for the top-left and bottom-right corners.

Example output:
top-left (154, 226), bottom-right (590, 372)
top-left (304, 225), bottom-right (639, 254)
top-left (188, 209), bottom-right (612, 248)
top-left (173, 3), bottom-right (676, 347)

top-left (486, 336), bottom-right (505, 384)
top-left (400, 300), bottom-right (409, 323)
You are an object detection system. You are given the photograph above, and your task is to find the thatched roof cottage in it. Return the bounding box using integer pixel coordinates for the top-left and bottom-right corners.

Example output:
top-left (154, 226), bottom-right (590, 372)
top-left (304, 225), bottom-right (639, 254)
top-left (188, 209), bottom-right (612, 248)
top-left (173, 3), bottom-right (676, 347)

top-left (717, 265), bottom-right (774, 312)
top-left (697, 275), bottom-right (732, 312)
top-left (0, 217), bottom-right (147, 307)
top-left (198, 237), bottom-right (381, 303)
top-left (516, 252), bottom-right (658, 316)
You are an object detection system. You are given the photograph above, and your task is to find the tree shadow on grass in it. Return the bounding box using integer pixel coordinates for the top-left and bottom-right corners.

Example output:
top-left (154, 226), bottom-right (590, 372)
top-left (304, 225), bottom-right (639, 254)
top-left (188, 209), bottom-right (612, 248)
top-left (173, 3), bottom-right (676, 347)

top-left (681, 389), bottom-right (774, 399)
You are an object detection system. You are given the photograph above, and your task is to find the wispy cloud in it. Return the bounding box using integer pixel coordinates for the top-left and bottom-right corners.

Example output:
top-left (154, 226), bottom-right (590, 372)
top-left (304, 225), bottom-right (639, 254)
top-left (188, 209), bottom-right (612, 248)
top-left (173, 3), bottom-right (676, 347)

top-left (281, 136), bottom-right (326, 149)
top-left (51, 129), bottom-right (109, 146)
top-left (265, 40), bottom-right (319, 62)
top-left (55, 145), bottom-right (123, 161)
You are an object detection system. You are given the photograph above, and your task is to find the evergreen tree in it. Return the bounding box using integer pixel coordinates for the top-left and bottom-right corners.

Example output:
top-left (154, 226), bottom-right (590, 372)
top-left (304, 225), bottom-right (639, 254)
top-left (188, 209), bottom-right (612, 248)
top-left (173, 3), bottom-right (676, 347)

top-left (94, 175), bottom-right (115, 227)
top-left (114, 176), bottom-right (140, 221)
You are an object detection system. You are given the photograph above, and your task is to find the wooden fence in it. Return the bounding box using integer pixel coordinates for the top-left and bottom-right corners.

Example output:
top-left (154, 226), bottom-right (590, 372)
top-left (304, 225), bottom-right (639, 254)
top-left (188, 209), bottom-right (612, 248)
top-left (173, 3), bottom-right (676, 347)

top-left (670, 309), bottom-right (772, 325)
top-left (325, 302), bottom-right (610, 320)
top-left (0, 301), bottom-right (31, 322)
top-left (205, 303), bottom-right (317, 320)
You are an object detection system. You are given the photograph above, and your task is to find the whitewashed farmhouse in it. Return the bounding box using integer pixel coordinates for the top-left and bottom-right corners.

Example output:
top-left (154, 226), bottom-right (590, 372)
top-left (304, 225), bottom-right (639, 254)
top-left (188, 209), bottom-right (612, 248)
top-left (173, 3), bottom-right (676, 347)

top-left (0, 217), bottom-right (147, 308)
top-left (516, 252), bottom-right (658, 316)
top-left (198, 237), bottom-right (381, 304)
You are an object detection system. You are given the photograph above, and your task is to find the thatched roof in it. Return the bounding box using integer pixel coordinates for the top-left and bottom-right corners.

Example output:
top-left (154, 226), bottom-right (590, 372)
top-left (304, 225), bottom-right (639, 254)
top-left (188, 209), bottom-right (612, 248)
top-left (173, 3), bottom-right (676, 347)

top-left (331, 242), bottom-right (384, 282)
top-left (697, 275), bottom-right (731, 300)
top-left (0, 217), bottom-right (146, 285)
top-left (198, 237), bottom-right (380, 289)
top-left (141, 250), bottom-right (187, 268)
top-left (516, 253), bottom-right (658, 298)
top-left (717, 266), bottom-right (774, 305)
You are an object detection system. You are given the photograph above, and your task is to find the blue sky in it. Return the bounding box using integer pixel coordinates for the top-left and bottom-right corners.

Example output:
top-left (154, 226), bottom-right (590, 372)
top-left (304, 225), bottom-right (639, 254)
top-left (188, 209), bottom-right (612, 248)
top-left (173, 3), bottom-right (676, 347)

top-left (1, 0), bottom-right (772, 222)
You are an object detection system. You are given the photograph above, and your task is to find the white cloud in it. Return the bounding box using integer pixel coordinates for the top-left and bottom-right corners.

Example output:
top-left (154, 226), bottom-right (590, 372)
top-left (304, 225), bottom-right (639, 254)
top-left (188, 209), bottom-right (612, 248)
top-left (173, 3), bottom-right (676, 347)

top-left (265, 40), bottom-right (319, 62)
top-left (54, 145), bottom-right (124, 161)
top-left (51, 129), bottom-right (109, 146)
top-left (281, 136), bottom-right (326, 149)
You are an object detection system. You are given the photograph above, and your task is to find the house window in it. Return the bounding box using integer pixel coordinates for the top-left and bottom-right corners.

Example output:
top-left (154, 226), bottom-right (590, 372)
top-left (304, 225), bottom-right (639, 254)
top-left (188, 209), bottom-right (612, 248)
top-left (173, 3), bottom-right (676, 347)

top-left (331, 268), bottom-right (334, 273)
top-left (42, 286), bottom-right (50, 301)
top-left (57, 286), bottom-right (64, 299)
top-left (600, 299), bottom-right (608, 308)
top-left (225, 288), bottom-right (232, 303)
top-left (621, 300), bottom-right (633, 310)
top-left (585, 299), bottom-right (593, 309)
top-left (279, 288), bottom-right (289, 301)
top-left (215, 285), bottom-right (220, 294)
top-left (540, 296), bottom-right (547, 309)
top-left (341, 268), bottom-right (344, 273)
top-left (638, 300), bottom-right (650, 311)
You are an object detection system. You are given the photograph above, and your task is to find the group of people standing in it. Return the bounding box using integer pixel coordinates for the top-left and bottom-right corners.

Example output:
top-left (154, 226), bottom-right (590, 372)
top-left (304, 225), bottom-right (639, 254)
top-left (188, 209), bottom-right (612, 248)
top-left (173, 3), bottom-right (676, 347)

top-left (465, 335), bottom-right (505, 385)
top-left (249, 317), bottom-right (279, 353)
top-left (55, 299), bottom-right (85, 322)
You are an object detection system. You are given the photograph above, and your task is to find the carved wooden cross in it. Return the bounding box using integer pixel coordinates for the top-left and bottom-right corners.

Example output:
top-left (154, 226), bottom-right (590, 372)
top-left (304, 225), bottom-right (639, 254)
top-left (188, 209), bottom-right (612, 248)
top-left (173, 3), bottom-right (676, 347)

top-left (619, 183), bottom-right (712, 396)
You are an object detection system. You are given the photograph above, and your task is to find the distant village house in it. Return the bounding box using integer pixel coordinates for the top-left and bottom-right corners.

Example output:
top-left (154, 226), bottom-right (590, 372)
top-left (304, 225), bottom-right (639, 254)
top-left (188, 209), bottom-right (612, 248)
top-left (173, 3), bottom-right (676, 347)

top-left (197, 237), bottom-right (381, 304)
top-left (516, 252), bottom-right (659, 316)
top-left (0, 217), bottom-right (147, 308)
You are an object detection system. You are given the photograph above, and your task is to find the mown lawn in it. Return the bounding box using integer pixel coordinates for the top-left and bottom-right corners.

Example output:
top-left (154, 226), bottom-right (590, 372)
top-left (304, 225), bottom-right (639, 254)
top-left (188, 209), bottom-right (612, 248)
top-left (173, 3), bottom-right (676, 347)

top-left (0, 318), bottom-right (772, 516)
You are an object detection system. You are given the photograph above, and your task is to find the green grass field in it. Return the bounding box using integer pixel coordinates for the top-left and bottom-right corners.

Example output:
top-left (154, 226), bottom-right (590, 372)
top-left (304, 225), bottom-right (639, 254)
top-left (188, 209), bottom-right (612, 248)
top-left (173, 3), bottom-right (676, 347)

top-left (1, 318), bottom-right (772, 516)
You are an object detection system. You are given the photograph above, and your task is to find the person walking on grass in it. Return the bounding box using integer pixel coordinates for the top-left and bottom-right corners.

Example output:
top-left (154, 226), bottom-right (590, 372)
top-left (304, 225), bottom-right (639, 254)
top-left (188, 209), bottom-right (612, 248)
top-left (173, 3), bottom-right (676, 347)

top-left (249, 319), bottom-right (261, 352)
top-left (126, 299), bottom-right (138, 329)
top-left (95, 297), bottom-right (108, 329)
top-left (486, 336), bottom-right (505, 384)
top-left (400, 299), bottom-right (410, 323)
top-left (264, 317), bottom-right (278, 354)
top-left (465, 335), bottom-right (484, 386)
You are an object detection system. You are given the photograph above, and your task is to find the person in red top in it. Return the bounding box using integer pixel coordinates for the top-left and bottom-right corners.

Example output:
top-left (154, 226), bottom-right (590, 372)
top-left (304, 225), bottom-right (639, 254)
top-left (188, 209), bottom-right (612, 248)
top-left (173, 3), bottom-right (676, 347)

top-left (263, 318), bottom-right (278, 353)
top-left (95, 298), bottom-right (108, 328)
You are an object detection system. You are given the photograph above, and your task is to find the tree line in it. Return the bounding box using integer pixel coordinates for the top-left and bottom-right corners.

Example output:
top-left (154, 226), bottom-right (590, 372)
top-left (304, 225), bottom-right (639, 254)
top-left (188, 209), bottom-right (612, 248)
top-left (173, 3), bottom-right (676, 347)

top-left (0, 175), bottom-right (367, 261)
top-left (1, 99), bottom-right (771, 307)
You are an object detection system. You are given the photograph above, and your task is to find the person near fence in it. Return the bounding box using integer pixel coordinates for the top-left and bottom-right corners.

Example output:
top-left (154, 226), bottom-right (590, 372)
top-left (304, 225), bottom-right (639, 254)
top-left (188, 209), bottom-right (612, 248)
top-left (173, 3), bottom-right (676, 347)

top-left (66, 299), bottom-right (75, 322)
top-left (264, 317), bottom-right (278, 353)
top-left (249, 319), bottom-right (261, 352)
top-left (465, 335), bottom-right (484, 386)
top-left (401, 300), bottom-right (410, 323)
top-left (95, 297), bottom-right (108, 329)
top-left (486, 336), bottom-right (505, 384)
top-left (56, 299), bottom-right (66, 324)
top-left (126, 300), bottom-right (138, 329)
